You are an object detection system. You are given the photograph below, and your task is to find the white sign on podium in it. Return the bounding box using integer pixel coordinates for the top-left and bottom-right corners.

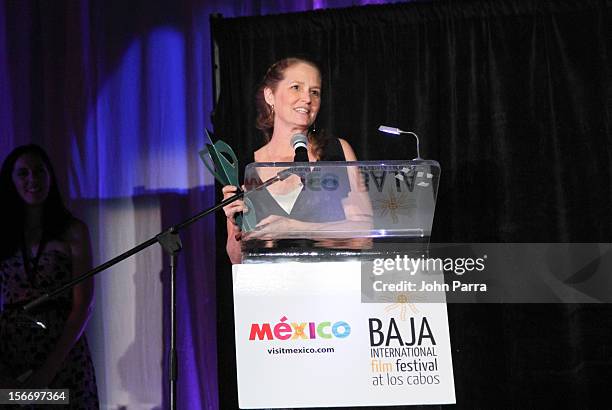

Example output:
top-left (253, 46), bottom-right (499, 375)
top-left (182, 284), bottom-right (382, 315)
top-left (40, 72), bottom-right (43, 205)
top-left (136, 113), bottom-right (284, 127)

top-left (233, 261), bottom-right (456, 409)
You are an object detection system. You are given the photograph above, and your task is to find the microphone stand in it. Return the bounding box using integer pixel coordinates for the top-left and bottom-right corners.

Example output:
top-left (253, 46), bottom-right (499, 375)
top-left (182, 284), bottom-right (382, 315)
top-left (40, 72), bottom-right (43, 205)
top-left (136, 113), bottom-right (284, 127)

top-left (20, 171), bottom-right (288, 410)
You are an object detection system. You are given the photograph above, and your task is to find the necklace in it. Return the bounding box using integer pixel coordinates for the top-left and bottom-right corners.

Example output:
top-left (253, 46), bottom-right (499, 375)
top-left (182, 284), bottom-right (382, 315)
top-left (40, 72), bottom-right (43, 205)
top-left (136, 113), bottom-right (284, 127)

top-left (20, 232), bottom-right (47, 283)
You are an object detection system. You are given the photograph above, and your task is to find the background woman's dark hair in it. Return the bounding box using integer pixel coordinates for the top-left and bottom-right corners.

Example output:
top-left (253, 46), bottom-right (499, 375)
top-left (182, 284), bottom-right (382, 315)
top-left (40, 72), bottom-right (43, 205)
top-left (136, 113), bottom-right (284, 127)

top-left (255, 57), bottom-right (330, 158)
top-left (0, 144), bottom-right (73, 260)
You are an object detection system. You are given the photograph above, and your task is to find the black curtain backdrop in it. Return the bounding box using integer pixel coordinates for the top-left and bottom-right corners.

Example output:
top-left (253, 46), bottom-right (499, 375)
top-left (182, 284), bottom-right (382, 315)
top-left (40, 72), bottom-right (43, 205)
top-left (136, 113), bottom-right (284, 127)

top-left (212, 0), bottom-right (612, 408)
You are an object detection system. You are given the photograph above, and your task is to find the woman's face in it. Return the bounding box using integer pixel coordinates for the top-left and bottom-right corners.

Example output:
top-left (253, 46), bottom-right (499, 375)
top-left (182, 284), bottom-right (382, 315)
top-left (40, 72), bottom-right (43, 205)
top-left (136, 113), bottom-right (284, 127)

top-left (11, 153), bottom-right (51, 206)
top-left (265, 62), bottom-right (321, 132)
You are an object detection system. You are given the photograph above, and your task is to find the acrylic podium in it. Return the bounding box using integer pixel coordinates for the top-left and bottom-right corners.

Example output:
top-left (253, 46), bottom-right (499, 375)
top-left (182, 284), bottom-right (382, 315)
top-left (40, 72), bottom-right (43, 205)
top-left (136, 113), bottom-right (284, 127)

top-left (232, 160), bottom-right (456, 408)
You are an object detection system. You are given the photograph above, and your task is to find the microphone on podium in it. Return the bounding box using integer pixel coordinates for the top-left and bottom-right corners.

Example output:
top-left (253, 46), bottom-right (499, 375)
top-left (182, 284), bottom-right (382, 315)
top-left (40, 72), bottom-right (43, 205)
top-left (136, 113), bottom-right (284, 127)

top-left (276, 133), bottom-right (311, 180)
top-left (291, 133), bottom-right (309, 162)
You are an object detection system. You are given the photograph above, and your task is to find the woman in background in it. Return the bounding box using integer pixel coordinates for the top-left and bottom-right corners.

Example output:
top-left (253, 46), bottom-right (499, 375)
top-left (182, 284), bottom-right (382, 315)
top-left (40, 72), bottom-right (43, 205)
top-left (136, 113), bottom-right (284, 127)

top-left (0, 144), bottom-right (99, 407)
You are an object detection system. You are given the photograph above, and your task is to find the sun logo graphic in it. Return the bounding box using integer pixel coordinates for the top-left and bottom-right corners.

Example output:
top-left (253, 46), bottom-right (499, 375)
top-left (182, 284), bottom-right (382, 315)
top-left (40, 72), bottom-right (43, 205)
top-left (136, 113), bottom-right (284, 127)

top-left (372, 190), bottom-right (414, 224)
top-left (382, 293), bottom-right (420, 321)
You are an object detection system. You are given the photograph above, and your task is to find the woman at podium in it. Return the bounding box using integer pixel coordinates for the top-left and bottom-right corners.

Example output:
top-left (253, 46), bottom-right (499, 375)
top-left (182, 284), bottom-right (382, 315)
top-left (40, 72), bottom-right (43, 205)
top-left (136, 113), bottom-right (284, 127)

top-left (222, 57), bottom-right (372, 264)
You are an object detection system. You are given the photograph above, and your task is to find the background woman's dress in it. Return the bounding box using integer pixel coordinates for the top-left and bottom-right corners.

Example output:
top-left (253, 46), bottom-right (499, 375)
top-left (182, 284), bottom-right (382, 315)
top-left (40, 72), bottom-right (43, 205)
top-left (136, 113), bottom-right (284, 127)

top-left (0, 247), bottom-right (99, 408)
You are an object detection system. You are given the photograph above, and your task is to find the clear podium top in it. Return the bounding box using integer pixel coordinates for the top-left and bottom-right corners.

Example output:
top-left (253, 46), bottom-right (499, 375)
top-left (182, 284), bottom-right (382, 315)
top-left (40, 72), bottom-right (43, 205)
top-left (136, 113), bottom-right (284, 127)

top-left (240, 160), bottom-right (440, 261)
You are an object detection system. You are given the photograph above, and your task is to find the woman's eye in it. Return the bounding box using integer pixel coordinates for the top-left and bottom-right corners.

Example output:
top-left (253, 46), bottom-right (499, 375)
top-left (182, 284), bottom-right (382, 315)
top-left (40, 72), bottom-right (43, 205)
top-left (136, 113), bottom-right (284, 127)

top-left (291, 84), bottom-right (300, 90)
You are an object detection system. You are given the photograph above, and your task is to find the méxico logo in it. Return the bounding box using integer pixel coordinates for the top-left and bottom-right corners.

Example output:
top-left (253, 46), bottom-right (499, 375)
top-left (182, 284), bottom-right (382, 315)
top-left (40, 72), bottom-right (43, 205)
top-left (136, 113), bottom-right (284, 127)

top-left (249, 316), bottom-right (351, 341)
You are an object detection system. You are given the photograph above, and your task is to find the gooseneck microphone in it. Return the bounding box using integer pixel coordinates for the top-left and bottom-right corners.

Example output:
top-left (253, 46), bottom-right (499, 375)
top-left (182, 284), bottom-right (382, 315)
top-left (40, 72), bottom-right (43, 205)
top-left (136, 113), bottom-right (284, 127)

top-left (290, 133), bottom-right (309, 162)
top-left (378, 125), bottom-right (422, 160)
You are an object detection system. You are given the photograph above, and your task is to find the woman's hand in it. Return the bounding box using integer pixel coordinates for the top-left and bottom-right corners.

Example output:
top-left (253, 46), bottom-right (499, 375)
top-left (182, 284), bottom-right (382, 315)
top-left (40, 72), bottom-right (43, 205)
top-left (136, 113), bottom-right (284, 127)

top-left (222, 185), bottom-right (248, 232)
top-left (245, 215), bottom-right (308, 240)
top-left (223, 185), bottom-right (246, 263)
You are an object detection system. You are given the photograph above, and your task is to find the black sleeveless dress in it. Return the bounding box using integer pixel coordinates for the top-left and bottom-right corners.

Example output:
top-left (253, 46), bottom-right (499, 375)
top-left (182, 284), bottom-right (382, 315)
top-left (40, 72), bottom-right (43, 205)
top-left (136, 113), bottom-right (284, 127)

top-left (244, 137), bottom-right (349, 223)
top-left (242, 138), bottom-right (352, 258)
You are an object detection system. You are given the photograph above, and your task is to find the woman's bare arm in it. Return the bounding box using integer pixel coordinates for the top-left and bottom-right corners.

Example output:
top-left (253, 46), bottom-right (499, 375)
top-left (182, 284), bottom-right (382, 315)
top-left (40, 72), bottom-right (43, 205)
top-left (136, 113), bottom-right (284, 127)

top-left (24, 219), bottom-right (94, 388)
top-left (223, 185), bottom-right (245, 264)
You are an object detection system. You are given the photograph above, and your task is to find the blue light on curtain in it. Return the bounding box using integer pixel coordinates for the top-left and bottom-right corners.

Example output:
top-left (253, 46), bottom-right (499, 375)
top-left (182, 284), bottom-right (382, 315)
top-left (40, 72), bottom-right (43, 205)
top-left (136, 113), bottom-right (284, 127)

top-left (70, 29), bottom-right (192, 199)
top-left (0, 6), bottom-right (17, 156)
top-left (143, 29), bottom-right (189, 194)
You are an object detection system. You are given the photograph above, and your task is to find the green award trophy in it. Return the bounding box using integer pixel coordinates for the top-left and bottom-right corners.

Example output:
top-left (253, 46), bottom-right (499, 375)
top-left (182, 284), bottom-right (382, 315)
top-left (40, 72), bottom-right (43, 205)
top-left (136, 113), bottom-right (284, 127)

top-left (199, 129), bottom-right (255, 231)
